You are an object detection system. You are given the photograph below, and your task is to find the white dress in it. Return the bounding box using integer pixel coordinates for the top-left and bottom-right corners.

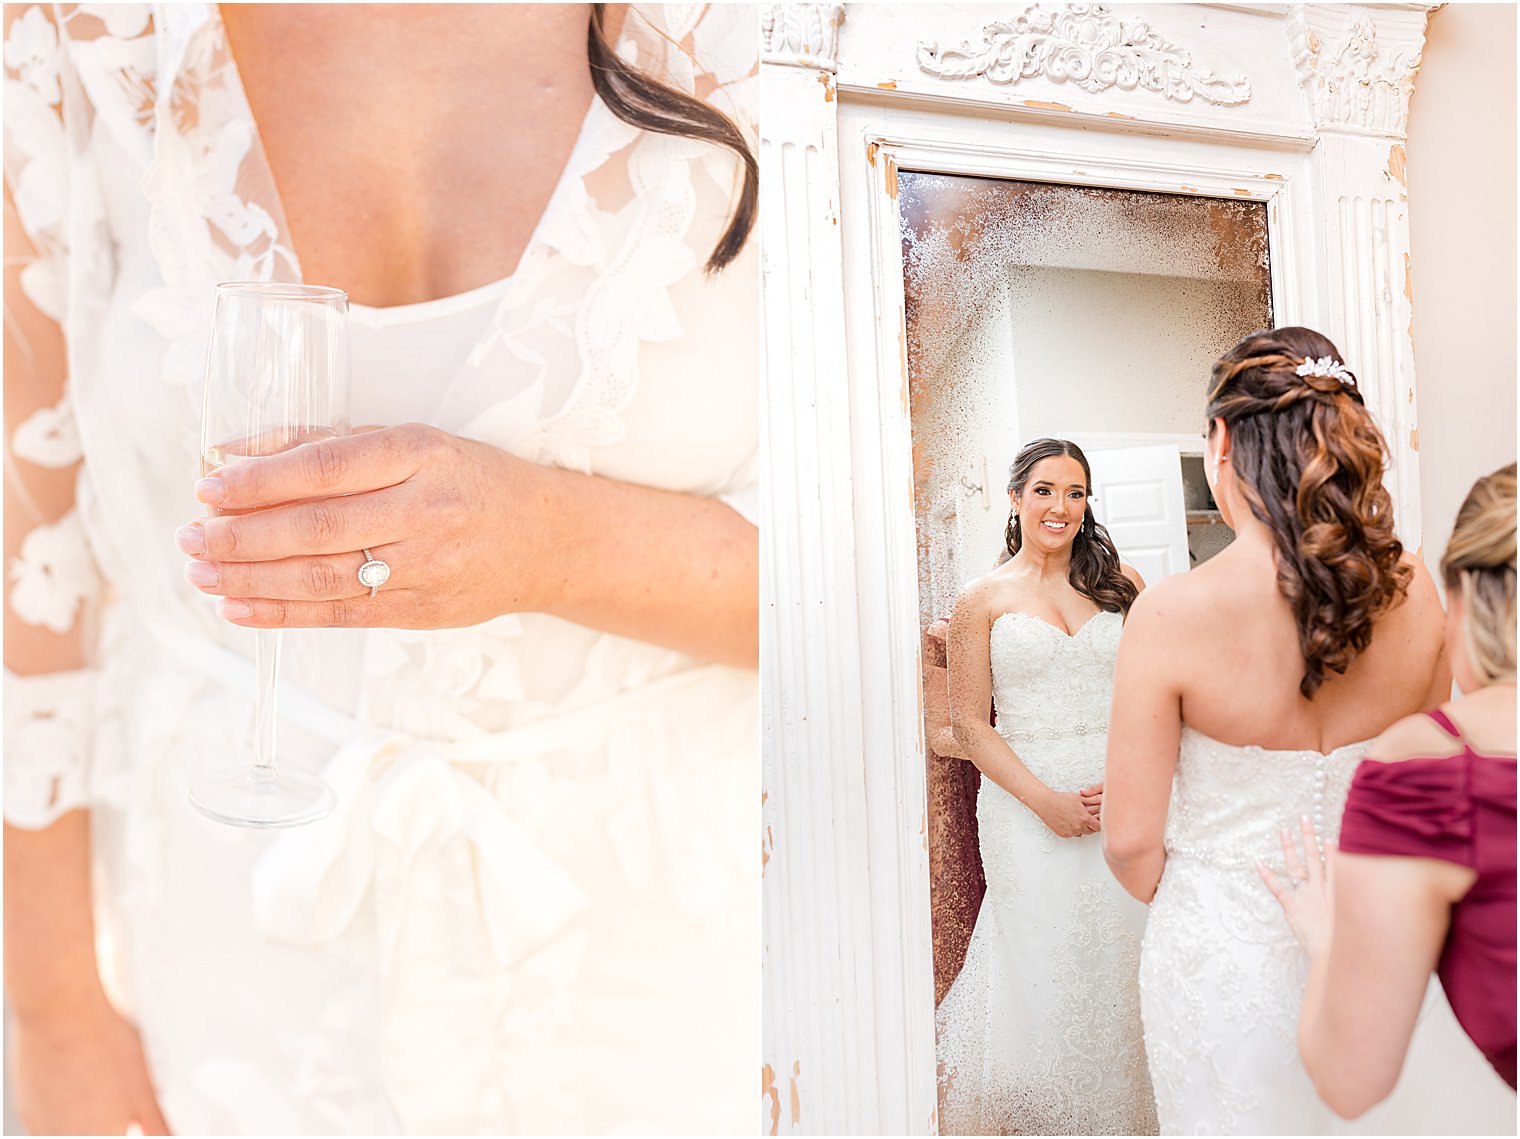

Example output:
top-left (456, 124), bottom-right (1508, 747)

top-left (936, 611), bottom-right (1157, 1135)
top-left (1141, 727), bottom-right (1517, 1135)
top-left (3, 5), bottom-right (757, 1134)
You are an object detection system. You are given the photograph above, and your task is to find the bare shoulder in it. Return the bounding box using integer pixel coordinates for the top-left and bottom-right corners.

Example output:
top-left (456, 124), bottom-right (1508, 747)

top-left (957, 560), bottom-right (1030, 607)
top-left (1376, 551), bottom-right (1446, 642)
top-left (1399, 551), bottom-right (1444, 614)
top-left (951, 571), bottom-right (1007, 630)
top-left (1365, 708), bottom-right (1459, 763)
top-left (1125, 567), bottom-right (1199, 626)
top-left (953, 571), bottom-right (997, 612)
top-left (1120, 562), bottom-right (1147, 592)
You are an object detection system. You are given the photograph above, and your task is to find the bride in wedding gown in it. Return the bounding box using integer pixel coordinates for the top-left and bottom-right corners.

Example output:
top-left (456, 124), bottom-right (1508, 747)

top-left (936, 438), bottom-right (1155, 1136)
top-left (1104, 326), bottom-right (1514, 1135)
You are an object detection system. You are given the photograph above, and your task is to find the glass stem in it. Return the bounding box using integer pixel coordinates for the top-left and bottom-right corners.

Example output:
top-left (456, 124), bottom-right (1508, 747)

top-left (252, 629), bottom-right (283, 780)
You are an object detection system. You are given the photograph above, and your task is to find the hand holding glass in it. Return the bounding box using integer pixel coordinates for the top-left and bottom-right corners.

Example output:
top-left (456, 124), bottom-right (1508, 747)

top-left (190, 283), bottom-right (350, 827)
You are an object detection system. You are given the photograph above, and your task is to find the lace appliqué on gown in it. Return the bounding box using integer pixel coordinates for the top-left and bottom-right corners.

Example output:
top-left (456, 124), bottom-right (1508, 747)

top-left (937, 611), bottom-right (1157, 1135)
top-left (1139, 728), bottom-right (1363, 1135)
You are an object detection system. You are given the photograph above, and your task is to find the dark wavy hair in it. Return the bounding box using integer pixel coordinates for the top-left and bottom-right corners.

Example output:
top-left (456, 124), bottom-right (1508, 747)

top-left (1004, 438), bottom-right (1139, 618)
top-left (587, 5), bottom-right (757, 273)
top-left (1207, 326), bottom-right (1412, 698)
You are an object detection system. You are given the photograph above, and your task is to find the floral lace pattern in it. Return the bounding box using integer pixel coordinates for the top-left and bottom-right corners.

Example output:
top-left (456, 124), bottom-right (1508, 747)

top-left (1139, 729), bottom-right (1367, 1134)
top-left (6, 507), bottom-right (97, 634)
top-left (2, 667), bottom-right (98, 827)
top-left (937, 611), bottom-right (1157, 1135)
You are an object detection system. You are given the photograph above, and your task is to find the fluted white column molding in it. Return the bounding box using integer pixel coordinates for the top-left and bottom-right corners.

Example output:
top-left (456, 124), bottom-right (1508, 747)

top-left (1290, 4), bottom-right (1433, 550)
top-left (760, 5), bottom-right (891, 1135)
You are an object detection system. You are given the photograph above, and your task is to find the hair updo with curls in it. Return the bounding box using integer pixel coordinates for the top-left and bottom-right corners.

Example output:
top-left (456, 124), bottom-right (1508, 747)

top-left (1206, 326), bottom-right (1412, 698)
top-left (1004, 438), bottom-right (1139, 617)
top-left (1441, 463), bottom-right (1517, 686)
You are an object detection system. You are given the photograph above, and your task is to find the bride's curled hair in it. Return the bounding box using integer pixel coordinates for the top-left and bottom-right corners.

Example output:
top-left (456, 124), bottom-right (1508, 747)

top-left (1441, 464), bottom-right (1517, 685)
top-left (1207, 326), bottom-right (1412, 698)
top-left (1005, 438), bottom-right (1139, 617)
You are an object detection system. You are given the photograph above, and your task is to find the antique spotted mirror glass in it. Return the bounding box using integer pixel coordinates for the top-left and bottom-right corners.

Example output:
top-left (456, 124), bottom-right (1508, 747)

top-left (897, 171), bottom-right (1273, 1066)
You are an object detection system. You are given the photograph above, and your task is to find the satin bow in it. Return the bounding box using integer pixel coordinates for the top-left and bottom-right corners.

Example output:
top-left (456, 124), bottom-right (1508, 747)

top-left (250, 731), bottom-right (590, 967)
top-left (247, 731), bottom-right (592, 1131)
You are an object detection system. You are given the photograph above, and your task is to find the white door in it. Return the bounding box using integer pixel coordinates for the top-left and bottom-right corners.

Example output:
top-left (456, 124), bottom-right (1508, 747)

top-left (1086, 444), bottom-right (1191, 582)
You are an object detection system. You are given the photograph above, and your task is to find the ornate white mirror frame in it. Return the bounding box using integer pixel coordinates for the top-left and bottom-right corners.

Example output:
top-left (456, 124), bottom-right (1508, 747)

top-left (760, 4), bottom-right (1433, 1132)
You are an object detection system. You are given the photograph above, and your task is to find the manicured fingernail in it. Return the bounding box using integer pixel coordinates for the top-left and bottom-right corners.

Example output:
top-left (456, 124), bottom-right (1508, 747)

top-left (194, 477), bottom-right (225, 505)
top-left (183, 561), bottom-right (218, 587)
top-left (216, 599), bottom-right (251, 619)
top-left (176, 524), bottom-right (205, 555)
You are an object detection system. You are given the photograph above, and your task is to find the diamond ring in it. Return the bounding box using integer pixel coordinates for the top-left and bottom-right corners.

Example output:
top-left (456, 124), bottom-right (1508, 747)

top-left (357, 549), bottom-right (391, 598)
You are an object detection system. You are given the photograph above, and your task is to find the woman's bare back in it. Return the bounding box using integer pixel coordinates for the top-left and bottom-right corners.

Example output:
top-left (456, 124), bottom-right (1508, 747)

top-left (1159, 541), bottom-right (1448, 751)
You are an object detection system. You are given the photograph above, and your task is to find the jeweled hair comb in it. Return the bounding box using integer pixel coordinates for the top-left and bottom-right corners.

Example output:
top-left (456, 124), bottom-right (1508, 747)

top-left (1295, 356), bottom-right (1354, 384)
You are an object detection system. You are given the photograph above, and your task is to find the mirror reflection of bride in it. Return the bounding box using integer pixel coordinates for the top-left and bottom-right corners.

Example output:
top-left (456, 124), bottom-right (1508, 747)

top-left (935, 438), bottom-right (1155, 1135)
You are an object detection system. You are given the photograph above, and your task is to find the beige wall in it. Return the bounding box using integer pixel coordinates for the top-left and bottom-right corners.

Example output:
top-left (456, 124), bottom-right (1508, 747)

top-left (1406, 2), bottom-right (1518, 581)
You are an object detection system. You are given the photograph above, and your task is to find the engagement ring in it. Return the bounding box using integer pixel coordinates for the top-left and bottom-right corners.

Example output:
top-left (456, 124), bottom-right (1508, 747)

top-left (358, 549), bottom-right (391, 598)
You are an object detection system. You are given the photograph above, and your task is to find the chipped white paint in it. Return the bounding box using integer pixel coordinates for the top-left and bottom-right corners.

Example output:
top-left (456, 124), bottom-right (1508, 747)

top-left (760, 13), bottom-right (892, 1133)
top-left (762, 5), bottom-right (1433, 1133)
top-left (1287, 5), bottom-right (1429, 138)
top-left (1288, 3), bottom-right (1431, 549)
top-left (762, 2), bottom-right (847, 71)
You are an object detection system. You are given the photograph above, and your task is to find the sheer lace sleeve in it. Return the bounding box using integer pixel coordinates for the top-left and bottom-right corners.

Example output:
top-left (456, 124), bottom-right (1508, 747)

top-left (4, 5), bottom-right (104, 829)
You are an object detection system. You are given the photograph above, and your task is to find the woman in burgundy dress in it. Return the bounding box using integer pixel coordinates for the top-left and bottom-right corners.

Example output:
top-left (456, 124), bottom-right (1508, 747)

top-left (1263, 463), bottom-right (1517, 1116)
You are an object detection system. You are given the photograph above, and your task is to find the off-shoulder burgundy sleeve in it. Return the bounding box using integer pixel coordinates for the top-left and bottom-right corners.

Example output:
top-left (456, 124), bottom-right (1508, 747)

top-left (1339, 756), bottom-right (1476, 868)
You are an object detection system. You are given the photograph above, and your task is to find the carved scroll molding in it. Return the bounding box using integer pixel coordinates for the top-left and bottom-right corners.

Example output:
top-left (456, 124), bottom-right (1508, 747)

top-left (917, 3), bottom-right (1252, 106)
top-left (762, 3), bottom-right (847, 72)
top-left (1288, 5), bottom-right (1428, 137)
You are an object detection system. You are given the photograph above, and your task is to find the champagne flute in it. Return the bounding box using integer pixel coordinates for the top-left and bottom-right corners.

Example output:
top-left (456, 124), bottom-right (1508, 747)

top-left (189, 282), bottom-right (351, 827)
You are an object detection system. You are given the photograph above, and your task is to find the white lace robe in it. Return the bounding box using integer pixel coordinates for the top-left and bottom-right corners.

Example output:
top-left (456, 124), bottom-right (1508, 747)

top-left (3, 5), bottom-right (758, 1133)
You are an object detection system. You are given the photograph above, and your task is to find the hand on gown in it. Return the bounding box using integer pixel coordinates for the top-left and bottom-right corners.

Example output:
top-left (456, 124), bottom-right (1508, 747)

top-left (10, 1000), bottom-right (172, 1135)
top-left (1259, 814), bottom-right (1335, 958)
top-left (178, 423), bottom-right (553, 629)
top-left (1033, 787), bottom-right (1103, 837)
top-left (1079, 781), bottom-right (1103, 818)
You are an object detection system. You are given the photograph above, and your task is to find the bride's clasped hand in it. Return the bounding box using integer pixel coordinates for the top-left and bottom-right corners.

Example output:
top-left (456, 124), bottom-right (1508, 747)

top-left (1033, 782), bottom-right (1105, 836)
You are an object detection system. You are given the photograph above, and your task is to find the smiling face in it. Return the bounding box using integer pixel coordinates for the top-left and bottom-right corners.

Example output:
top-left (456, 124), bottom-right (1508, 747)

top-left (1011, 455), bottom-right (1089, 553)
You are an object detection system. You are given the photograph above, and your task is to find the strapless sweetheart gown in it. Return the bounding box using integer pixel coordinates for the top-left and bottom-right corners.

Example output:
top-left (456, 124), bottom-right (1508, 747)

top-left (936, 611), bottom-right (1157, 1135)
